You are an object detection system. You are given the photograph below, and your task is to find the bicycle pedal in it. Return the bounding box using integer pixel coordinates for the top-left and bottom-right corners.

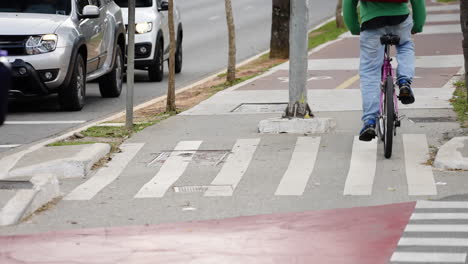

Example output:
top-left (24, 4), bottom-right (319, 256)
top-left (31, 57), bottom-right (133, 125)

top-left (395, 120), bottom-right (401, 127)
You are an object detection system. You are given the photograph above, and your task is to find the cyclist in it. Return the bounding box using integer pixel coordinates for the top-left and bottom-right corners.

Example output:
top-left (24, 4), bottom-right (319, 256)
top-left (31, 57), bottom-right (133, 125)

top-left (343, 0), bottom-right (426, 141)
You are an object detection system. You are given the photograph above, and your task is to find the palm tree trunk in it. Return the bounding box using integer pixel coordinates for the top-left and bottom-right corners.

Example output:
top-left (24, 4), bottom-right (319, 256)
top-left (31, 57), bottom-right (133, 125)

top-left (336, 0), bottom-right (345, 28)
top-left (225, 0), bottom-right (236, 83)
top-left (270, 0), bottom-right (290, 59)
top-left (461, 0), bottom-right (468, 102)
top-left (166, 0), bottom-right (176, 112)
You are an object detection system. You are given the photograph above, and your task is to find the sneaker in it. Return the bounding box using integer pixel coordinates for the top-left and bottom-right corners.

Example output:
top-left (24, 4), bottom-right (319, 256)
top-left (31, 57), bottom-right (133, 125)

top-left (359, 119), bottom-right (376, 142)
top-left (398, 79), bottom-right (415, 105)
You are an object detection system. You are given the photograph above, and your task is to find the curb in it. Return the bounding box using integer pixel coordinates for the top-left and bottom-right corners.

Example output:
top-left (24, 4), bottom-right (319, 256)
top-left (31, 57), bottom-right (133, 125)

top-left (0, 174), bottom-right (60, 226)
top-left (8, 143), bottom-right (111, 179)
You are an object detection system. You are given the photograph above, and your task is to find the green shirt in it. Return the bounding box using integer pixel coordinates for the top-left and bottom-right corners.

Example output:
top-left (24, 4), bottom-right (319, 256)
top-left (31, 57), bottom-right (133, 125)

top-left (343, 0), bottom-right (426, 35)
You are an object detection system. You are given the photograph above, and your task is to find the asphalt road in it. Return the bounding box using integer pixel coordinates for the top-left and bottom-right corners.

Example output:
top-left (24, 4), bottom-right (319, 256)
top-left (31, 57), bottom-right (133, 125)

top-left (0, 0), bottom-right (336, 154)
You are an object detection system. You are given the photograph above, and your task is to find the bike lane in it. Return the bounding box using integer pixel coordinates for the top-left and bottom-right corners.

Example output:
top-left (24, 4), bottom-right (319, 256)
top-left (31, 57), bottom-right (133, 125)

top-left (0, 202), bottom-right (415, 264)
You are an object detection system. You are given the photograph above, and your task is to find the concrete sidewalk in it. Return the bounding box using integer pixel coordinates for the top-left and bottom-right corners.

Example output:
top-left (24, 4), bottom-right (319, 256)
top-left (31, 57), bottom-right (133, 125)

top-left (1, 1), bottom-right (467, 263)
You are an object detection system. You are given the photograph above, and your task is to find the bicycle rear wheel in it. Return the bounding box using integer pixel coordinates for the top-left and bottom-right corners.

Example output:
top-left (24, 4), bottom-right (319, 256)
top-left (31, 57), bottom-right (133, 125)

top-left (383, 76), bottom-right (395, 159)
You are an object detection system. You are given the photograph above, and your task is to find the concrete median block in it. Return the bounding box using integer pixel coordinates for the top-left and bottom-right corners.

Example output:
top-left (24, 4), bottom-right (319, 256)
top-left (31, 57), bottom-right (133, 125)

top-left (434, 137), bottom-right (468, 170)
top-left (8, 143), bottom-right (111, 179)
top-left (258, 117), bottom-right (336, 134)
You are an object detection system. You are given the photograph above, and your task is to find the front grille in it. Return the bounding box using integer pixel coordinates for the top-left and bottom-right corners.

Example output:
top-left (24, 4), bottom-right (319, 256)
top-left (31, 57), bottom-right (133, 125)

top-left (0, 36), bottom-right (28, 56)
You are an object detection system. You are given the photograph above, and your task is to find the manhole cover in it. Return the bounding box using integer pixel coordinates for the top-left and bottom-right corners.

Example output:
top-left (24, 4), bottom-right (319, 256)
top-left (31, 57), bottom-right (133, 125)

top-left (409, 117), bottom-right (456, 123)
top-left (148, 150), bottom-right (229, 167)
top-left (232, 103), bottom-right (287, 113)
top-left (0, 180), bottom-right (33, 190)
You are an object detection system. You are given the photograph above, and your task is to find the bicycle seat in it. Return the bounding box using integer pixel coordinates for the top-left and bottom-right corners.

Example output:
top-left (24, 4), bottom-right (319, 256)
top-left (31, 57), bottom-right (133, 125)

top-left (380, 34), bottom-right (400, 46)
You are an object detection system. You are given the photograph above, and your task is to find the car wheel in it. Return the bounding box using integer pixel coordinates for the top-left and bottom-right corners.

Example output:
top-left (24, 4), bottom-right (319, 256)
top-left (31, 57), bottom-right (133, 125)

top-left (148, 40), bottom-right (164, 82)
top-left (59, 54), bottom-right (86, 111)
top-left (99, 46), bottom-right (123, 98)
top-left (175, 35), bottom-right (183, 74)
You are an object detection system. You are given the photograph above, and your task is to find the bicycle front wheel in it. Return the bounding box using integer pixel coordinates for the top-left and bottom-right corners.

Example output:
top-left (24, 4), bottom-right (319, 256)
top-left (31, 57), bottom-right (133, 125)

top-left (383, 76), bottom-right (395, 159)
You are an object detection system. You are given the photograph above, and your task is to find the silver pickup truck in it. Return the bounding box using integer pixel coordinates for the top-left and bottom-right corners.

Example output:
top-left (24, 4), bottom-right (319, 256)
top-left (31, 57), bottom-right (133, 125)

top-left (0, 0), bottom-right (126, 111)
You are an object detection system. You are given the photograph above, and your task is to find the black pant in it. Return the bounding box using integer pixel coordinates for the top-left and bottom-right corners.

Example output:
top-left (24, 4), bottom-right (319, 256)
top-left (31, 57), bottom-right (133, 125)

top-left (0, 62), bottom-right (10, 125)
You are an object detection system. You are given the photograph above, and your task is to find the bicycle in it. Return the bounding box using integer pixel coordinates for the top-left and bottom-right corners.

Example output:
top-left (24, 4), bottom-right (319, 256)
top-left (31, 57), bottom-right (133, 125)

top-left (377, 34), bottom-right (402, 159)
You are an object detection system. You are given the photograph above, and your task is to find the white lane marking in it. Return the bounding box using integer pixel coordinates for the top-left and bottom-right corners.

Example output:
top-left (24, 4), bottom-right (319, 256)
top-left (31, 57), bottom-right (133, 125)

top-left (135, 141), bottom-right (202, 198)
top-left (403, 134), bottom-right (437, 196)
top-left (411, 213), bottom-right (468, 220)
top-left (398, 237), bottom-right (468, 247)
top-left (208, 16), bottom-right (220, 21)
top-left (4, 121), bottom-right (86, 125)
top-left (343, 137), bottom-right (377, 196)
top-left (204, 139), bottom-right (260, 197)
top-left (64, 143), bottom-right (144, 201)
top-left (423, 24), bottom-right (461, 34)
top-left (0, 145), bottom-right (21, 148)
top-left (276, 55), bottom-right (463, 70)
top-left (391, 252), bottom-right (467, 263)
top-left (275, 137), bottom-right (320, 196)
top-left (405, 225), bottom-right (468, 232)
top-left (426, 5), bottom-right (459, 12)
top-left (426, 14), bottom-right (460, 23)
top-left (416, 201), bottom-right (468, 209)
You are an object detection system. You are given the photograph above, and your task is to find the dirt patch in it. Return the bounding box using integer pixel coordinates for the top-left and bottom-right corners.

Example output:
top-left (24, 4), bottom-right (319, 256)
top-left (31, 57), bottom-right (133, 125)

top-left (113, 57), bottom-right (287, 123)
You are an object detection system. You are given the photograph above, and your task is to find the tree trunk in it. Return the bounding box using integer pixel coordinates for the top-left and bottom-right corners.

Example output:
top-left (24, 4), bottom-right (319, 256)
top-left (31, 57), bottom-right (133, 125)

top-left (336, 0), bottom-right (345, 29)
top-left (270, 0), bottom-right (290, 59)
top-left (166, 0), bottom-right (176, 112)
top-left (225, 0), bottom-right (236, 83)
top-left (461, 0), bottom-right (468, 102)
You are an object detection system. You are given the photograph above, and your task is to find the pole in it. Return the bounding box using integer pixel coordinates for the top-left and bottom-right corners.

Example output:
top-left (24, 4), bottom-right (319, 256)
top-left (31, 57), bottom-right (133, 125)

top-left (126, 0), bottom-right (136, 130)
top-left (284, 0), bottom-right (312, 118)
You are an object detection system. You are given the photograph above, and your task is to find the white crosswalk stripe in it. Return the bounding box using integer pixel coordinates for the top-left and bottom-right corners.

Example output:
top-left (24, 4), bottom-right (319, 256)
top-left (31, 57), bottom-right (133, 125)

top-left (391, 201), bottom-right (468, 264)
top-left (65, 143), bottom-right (145, 201)
top-left (135, 141), bottom-right (202, 198)
top-left (204, 139), bottom-right (260, 197)
top-left (54, 134), bottom-right (443, 200)
top-left (275, 137), bottom-right (320, 196)
top-left (391, 252), bottom-right (467, 263)
top-left (343, 137), bottom-right (377, 196)
top-left (403, 134), bottom-right (437, 196)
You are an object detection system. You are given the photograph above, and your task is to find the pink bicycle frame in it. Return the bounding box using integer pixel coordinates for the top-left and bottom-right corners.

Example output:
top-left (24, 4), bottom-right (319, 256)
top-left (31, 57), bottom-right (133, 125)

top-left (379, 45), bottom-right (399, 115)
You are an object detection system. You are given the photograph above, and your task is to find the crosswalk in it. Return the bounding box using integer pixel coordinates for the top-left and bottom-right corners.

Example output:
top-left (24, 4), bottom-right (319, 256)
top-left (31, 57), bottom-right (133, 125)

top-left (63, 134), bottom-right (439, 201)
top-left (391, 201), bottom-right (468, 263)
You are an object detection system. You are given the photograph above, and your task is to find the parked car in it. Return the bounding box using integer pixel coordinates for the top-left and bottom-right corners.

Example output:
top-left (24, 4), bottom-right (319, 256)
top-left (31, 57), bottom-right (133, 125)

top-left (115, 0), bottom-right (183, 82)
top-left (0, 50), bottom-right (10, 125)
top-left (0, 0), bottom-right (126, 111)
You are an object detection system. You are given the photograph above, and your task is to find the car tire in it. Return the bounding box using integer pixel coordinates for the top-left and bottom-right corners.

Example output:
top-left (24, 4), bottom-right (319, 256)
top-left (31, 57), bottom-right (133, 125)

top-left (99, 46), bottom-right (123, 98)
top-left (175, 34), bottom-right (183, 74)
top-left (59, 54), bottom-right (86, 111)
top-left (148, 40), bottom-right (164, 82)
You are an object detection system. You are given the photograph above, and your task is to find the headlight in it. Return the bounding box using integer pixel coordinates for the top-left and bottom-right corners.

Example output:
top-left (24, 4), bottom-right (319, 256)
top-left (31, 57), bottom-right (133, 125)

top-left (25, 34), bottom-right (58, 55)
top-left (135, 22), bottom-right (153, 34)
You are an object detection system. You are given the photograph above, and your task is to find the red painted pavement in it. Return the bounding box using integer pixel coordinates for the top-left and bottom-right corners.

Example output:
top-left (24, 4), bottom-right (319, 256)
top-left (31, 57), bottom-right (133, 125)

top-left (0, 202), bottom-right (416, 264)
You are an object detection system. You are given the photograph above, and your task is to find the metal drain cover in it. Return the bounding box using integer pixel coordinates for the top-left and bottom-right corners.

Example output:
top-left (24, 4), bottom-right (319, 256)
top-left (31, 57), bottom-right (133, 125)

top-left (409, 117), bottom-right (456, 123)
top-left (0, 180), bottom-right (33, 190)
top-left (174, 186), bottom-right (209, 193)
top-left (232, 103), bottom-right (287, 113)
top-left (173, 185), bottom-right (232, 194)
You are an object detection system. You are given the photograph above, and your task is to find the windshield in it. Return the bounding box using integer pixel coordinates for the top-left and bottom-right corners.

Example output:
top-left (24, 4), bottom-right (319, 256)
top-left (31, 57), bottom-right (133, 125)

top-left (114, 0), bottom-right (153, 8)
top-left (0, 0), bottom-right (71, 15)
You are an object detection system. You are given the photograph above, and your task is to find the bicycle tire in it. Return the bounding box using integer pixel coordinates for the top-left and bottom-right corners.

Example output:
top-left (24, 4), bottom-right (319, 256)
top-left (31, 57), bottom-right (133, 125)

top-left (384, 76), bottom-right (395, 159)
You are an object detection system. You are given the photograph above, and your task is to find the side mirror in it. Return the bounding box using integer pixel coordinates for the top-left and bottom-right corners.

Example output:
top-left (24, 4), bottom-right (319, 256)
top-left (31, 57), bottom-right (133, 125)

top-left (158, 1), bottom-right (168, 12)
top-left (81, 5), bottom-right (100, 19)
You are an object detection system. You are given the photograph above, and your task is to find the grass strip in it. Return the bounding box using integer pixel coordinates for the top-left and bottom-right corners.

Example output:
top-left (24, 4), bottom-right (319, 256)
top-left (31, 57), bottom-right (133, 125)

top-left (451, 81), bottom-right (468, 127)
